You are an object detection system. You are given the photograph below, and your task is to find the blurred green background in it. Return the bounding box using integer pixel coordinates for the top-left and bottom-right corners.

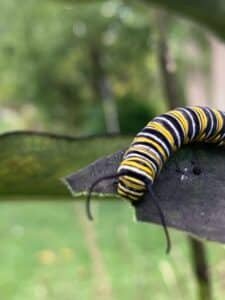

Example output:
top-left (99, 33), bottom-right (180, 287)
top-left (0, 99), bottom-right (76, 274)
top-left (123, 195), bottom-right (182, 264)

top-left (0, 0), bottom-right (225, 299)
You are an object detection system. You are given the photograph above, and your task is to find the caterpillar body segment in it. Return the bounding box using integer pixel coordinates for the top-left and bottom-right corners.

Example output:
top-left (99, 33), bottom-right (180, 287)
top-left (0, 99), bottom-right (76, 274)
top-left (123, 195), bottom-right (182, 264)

top-left (117, 106), bottom-right (225, 201)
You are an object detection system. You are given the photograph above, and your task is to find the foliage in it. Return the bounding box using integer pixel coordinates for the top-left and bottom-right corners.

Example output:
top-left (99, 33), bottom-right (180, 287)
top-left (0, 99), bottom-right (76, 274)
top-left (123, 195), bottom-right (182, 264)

top-left (0, 0), bottom-right (159, 134)
top-left (0, 0), bottom-right (210, 135)
top-left (117, 95), bottom-right (156, 134)
top-left (58, 0), bottom-right (225, 40)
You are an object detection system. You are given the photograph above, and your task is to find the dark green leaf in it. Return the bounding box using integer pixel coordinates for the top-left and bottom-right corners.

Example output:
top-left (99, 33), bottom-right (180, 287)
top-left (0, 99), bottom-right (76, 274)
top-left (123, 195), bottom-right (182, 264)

top-left (0, 131), bottom-right (131, 198)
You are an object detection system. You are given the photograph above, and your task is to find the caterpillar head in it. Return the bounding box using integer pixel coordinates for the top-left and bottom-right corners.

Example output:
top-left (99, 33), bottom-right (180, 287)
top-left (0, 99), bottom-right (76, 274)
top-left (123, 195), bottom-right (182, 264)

top-left (117, 172), bottom-right (147, 202)
top-left (116, 157), bottom-right (154, 203)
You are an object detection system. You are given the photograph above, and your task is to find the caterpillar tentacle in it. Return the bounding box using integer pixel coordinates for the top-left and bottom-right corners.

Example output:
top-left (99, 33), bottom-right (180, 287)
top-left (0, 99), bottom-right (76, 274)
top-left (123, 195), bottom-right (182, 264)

top-left (86, 172), bottom-right (128, 220)
top-left (147, 184), bottom-right (171, 254)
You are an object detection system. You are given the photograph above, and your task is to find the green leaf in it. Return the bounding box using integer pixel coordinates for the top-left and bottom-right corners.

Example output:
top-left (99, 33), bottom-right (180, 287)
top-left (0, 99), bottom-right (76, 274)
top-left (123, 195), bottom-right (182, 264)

top-left (0, 131), bottom-right (131, 198)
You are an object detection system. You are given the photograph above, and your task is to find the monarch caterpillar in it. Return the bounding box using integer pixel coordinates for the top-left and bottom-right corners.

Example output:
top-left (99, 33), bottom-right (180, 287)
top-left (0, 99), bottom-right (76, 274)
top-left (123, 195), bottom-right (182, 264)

top-left (86, 106), bottom-right (225, 252)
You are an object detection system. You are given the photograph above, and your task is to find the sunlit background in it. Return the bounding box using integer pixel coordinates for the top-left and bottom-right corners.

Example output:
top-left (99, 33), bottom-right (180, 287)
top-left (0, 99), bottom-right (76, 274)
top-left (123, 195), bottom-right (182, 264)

top-left (0, 0), bottom-right (225, 299)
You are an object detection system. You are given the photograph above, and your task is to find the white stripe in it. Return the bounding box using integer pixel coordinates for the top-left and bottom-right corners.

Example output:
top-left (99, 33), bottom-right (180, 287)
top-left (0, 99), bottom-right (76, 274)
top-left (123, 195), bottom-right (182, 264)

top-left (205, 107), bottom-right (215, 139)
top-left (130, 144), bottom-right (163, 164)
top-left (178, 107), bottom-right (196, 141)
top-left (118, 165), bottom-right (153, 182)
top-left (137, 132), bottom-right (170, 156)
top-left (118, 183), bottom-right (144, 196)
top-left (125, 153), bottom-right (158, 173)
top-left (123, 175), bottom-right (145, 187)
top-left (154, 116), bottom-right (182, 147)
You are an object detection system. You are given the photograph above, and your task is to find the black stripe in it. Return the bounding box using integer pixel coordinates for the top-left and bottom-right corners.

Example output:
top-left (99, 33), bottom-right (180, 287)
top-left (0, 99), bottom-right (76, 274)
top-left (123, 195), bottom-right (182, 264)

top-left (142, 128), bottom-right (173, 154)
top-left (137, 134), bottom-right (170, 158)
top-left (126, 158), bottom-right (155, 171)
top-left (185, 108), bottom-right (200, 140)
top-left (163, 114), bottom-right (185, 144)
top-left (132, 141), bottom-right (165, 162)
top-left (218, 110), bottom-right (225, 135)
top-left (121, 175), bottom-right (145, 187)
top-left (207, 108), bottom-right (218, 139)
top-left (126, 149), bottom-right (160, 172)
top-left (119, 179), bottom-right (144, 193)
top-left (176, 108), bottom-right (194, 142)
top-left (153, 117), bottom-right (180, 148)
top-left (200, 107), bottom-right (213, 138)
top-left (119, 168), bottom-right (151, 184)
top-left (209, 110), bottom-right (225, 143)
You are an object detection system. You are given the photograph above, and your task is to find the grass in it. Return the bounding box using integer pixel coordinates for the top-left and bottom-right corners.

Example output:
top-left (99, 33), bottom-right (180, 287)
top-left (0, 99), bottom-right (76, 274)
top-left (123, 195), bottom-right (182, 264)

top-left (0, 199), bottom-right (224, 300)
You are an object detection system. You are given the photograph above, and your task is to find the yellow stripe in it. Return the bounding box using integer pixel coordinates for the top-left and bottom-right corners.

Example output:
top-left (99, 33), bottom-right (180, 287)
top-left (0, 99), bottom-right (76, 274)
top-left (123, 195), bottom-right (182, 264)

top-left (117, 188), bottom-right (138, 201)
top-left (192, 107), bottom-right (208, 141)
top-left (123, 175), bottom-right (145, 186)
top-left (125, 146), bottom-right (162, 168)
top-left (195, 107), bottom-right (207, 130)
top-left (212, 109), bottom-right (224, 133)
top-left (121, 159), bottom-right (154, 176)
top-left (121, 159), bottom-right (155, 178)
top-left (147, 122), bottom-right (177, 151)
top-left (168, 110), bottom-right (189, 143)
top-left (118, 183), bottom-right (144, 197)
top-left (206, 109), bottom-right (224, 142)
top-left (213, 135), bottom-right (222, 143)
top-left (121, 177), bottom-right (146, 190)
top-left (126, 154), bottom-right (156, 171)
top-left (206, 133), bottom-right (221, 144)
top-left (133, 137), bottom-right (168, 161)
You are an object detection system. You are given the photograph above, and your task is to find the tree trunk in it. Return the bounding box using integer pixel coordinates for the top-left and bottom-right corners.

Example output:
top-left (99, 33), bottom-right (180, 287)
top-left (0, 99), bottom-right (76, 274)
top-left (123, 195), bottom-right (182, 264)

top-left (210, 35), bottom-right (225, 110)
top-left (157, 12), bottom-right (182, 108)
top-left (89, 46), bottom-right (120, 134)
top-left (189, 237), bottom-right (212, 300)
top-left (155, 11), bottom-right (212, 300)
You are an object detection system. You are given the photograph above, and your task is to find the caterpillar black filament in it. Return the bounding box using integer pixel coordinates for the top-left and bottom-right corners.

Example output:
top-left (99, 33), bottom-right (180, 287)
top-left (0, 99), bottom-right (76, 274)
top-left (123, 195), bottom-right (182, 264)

top-left (86, 106), bottom-right (225, 252)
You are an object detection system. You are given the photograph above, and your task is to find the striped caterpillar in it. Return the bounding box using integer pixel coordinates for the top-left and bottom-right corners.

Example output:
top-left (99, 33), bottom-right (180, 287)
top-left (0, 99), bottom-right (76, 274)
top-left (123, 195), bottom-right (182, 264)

top-left (86, 106), bottom-right (225, 252)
